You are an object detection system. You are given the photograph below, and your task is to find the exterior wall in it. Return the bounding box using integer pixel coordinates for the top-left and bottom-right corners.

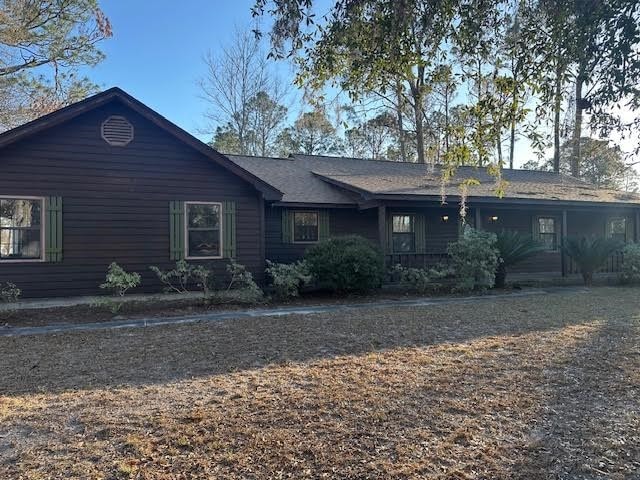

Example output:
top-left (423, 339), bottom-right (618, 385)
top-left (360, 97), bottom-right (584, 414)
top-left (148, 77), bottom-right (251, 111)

top-left (266, 203), bottom-right (639, 277)
top-left (265, 206), bottom-right (378, 263)
top-left (0, 101), bottom-right (264, 298)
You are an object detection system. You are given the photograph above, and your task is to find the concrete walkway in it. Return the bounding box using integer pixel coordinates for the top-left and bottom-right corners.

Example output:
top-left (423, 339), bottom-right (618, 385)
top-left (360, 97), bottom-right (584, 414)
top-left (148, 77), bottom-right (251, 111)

top-left (0, 287), bottom-right (587, 337)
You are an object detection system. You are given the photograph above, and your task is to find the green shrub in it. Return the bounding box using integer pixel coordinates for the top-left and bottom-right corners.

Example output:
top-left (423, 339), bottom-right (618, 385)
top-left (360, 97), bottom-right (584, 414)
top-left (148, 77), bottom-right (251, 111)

top-left (266, 260), bottom-right (313, 299)
top-left (563, 236), bottom-right (621, 286)
top-left (304, 235), bottom-right (384, 293)
top-left (620, 242), bottom-right (640, 284)
top-left (390, 265), bottom-right (433, 293)
top-left (447, 228), bottom-right (499, 292)
top-left (225, 259), bottom-right (263, 299)
top-left (494, 230), bottom-right (545, 288)
top-left (0, 282), bottom-right (21, 303)
top-left (150, 260), bottom-right (212, 294)
top-left (100, 262), bottom-right (141, 297)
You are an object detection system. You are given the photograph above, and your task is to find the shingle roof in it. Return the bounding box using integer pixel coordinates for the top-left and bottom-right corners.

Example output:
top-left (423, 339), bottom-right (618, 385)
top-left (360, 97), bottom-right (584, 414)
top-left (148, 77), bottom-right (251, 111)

top-left (226, 153), bottom-right (640, 206)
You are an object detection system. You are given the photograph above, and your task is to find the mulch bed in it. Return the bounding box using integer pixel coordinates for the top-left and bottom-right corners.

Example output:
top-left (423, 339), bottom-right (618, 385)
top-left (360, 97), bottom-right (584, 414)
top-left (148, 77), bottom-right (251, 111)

top-left (1, 287), bottom-right (638, 479)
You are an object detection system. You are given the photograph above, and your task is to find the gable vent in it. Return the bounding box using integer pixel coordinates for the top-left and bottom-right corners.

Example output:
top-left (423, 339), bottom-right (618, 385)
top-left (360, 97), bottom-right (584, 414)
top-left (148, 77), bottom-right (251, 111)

top-left (101, 115), bottom-right (134, 146)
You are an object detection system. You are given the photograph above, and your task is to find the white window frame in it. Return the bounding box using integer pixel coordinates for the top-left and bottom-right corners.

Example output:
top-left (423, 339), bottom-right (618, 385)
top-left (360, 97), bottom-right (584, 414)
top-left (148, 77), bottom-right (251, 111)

top-left (184, 201), bottom-right (223, 260)
top-left (0, 195), bottom-right (46, 263)
top-left (536, 216), bottom-right (559, 252)
top-left (292, 210), bottom-right (320, 244)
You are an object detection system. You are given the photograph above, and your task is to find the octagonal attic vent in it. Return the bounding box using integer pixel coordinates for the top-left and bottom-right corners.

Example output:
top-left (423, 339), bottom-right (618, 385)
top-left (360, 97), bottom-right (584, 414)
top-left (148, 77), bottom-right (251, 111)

top-left (101, 115), bottom-right (134, 146)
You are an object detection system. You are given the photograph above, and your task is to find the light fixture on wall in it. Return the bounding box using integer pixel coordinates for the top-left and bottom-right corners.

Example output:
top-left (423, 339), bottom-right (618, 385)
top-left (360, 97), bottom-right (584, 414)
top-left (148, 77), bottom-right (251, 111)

top-left (490, 215), bottom-right (499, 222)
top-left (441, 215), bottom-right (449, 222)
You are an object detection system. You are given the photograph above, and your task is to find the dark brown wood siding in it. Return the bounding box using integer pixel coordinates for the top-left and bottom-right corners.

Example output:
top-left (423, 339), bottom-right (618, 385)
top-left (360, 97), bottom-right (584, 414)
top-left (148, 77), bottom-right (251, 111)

top-left (265, 206), bottom-right (378, 263)
top-left (0, 100), bottom-right (264, 298)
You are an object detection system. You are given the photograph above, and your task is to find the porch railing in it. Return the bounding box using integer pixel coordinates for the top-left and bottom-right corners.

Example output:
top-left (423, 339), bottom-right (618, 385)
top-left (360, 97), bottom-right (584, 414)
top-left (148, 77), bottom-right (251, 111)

top-left (567, 250), bottom-right (624, 275)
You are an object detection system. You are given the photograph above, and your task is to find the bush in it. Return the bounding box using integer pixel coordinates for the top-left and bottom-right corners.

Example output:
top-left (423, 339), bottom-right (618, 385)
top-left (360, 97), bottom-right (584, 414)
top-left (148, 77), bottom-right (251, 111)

top-left (100, 262), bottom-right (141, 297)
top-left (304, 235), bottom-right (384, 293)
top-left (620, 243), bottom-right (640, 284)
top-left (225, 259), bottom-right (263, 300)
top-left (563, 236), bottom-right (621, 286)
top-left (150, 260), bottom-right (212, 294)
top-left (447, 227), bottom-right (499, 292)
top-left (564, 237), bottom-right (621, 285)
top-left (494, 230), bottom-right (545, 288)
top-left (266, 260), bottom-right (313, 299)
top-left (0, 282), bottom-right (21, 303)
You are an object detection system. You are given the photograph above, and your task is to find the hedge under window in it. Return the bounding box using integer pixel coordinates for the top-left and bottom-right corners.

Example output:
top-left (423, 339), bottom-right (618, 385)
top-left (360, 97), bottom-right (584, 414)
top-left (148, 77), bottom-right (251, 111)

top-left (0, 198), bottom-right (43, 260)
top-left (392, 214), bottom-right (415, 253)
top-left (293, 211), bottom-right (319, 242)
top-left (185, 202), bottom-right (222, 259)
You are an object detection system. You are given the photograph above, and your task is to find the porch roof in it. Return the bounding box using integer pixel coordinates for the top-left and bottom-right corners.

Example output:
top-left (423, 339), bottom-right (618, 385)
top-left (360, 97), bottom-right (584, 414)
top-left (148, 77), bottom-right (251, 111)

top-left (226, 153), bottom-right (640, 207)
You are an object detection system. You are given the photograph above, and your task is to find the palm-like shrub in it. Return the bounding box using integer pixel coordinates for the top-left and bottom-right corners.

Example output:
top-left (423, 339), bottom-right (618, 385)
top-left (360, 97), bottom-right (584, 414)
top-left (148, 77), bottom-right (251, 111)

top-left (563, 236), bottom-right (622, 286)
top-left (494, 230), bottom-right (545, 288)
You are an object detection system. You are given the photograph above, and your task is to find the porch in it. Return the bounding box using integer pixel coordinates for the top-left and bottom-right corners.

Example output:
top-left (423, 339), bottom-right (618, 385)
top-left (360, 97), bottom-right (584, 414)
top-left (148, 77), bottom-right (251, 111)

top-left (378, 203), bottom-right (639, 277)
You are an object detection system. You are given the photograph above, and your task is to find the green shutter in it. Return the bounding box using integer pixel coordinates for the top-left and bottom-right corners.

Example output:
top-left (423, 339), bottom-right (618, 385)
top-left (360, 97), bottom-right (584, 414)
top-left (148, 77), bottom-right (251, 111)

top-left (45, 196), bottom-right (63, 263)
top-left (169, 201), bottom-right (185, 260)
top-left (223, 200), bottom-right (236, 258)
top-left (282, 209), bottom-right (293, 243)
top-left (318, 210), bottom-right (330, 241)
top-left (415, 214), bottom-right (426, 253)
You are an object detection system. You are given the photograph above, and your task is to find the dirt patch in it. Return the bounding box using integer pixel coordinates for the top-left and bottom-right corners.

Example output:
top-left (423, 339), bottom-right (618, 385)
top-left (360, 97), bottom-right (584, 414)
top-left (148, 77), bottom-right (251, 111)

top-left (1, 287), bottom-right (638, 479)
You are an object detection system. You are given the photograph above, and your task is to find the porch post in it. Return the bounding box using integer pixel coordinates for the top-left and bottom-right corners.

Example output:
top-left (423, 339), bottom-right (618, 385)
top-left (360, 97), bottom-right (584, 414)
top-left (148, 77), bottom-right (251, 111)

top-left (635, 210), bottom-right (640, 242)
top-left (561, 209), bottom-right (568, 277)
top-left (474, 207), bottom-right (482, 230)
top-left (378, 205), bottom-right (387, 254)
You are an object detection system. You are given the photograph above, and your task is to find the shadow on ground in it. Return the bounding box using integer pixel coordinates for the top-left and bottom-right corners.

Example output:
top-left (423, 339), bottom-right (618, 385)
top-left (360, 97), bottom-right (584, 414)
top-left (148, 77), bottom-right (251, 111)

top-left (1, 288), bottom-right (631, 397)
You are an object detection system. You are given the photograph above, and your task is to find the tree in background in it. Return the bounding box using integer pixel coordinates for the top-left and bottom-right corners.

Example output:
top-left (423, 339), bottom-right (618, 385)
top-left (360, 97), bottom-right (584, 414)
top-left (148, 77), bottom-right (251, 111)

top-left (522, 137), bottom-right (639, 191)
top-left (200, 29), bottom-right (289, 156)
top-left (277, 108), bottom-right (341, 156)
top-left (251, 0), bottom-right (640, 179)
top-left (0, 0), bottom-right (111, 131)
top-left (344, 112), bottom-right (394, 160)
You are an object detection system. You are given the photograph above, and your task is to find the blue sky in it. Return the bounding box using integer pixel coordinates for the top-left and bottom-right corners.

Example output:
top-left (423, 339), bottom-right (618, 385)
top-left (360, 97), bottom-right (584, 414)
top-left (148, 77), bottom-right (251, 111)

top-left (84, 0), bottom-right (269, 141)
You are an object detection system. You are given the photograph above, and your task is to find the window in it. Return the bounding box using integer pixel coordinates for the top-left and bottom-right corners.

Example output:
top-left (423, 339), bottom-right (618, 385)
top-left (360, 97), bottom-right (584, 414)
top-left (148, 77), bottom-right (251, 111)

top-left (607, 217), bottom-right (627, 243)
top-left (185, 202), bottom-right (221, 259)
top-left (293, 212), bottom-right (319, 242)
top-left (537, 217), bottom-right (557, 250)
top-left (392, 215), bottom-right (415, 253)
top-left (0, 198), bottom-right (43, 261)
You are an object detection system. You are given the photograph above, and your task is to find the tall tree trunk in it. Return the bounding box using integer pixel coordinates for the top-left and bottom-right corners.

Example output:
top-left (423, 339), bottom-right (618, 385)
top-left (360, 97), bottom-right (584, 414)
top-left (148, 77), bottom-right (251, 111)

top-left (509, 119), bottom-right (516, 169)
top-left (444, 84), bottom-right (450, 155)
top-left (410, 70), bottom-right (426, 164)
top-left (553, 60), bottom-right (562, 173)
top-left (395, 80), bottom-right (407, 162)
top-left (571, 75), bottom-right (584, 177)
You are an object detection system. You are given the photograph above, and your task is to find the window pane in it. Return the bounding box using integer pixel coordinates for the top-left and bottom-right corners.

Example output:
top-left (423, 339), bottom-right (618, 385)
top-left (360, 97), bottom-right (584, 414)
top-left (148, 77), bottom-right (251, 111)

top-left (0, 199), bottom-right (41, 227)
top-left (0, 228), bottom-right (41, 259)
top-left (294, 212), bottom-right (318, 227)
top-left (294, 212), bottom-right (319, 242)
top-left (540, 233), bottom-right (556, 251)
top-left (392, 215), bottom-right (414, 233)
top-left (538, 217), bottom-right (555, 234)
top-left (393, 233), bottom-right (415, 253)
top-left (188, 204), bottom-right (220, 229)
top-left (609, 218), bottom-right (626, 235)
top-left (188, 229), bottom-right (220, 257)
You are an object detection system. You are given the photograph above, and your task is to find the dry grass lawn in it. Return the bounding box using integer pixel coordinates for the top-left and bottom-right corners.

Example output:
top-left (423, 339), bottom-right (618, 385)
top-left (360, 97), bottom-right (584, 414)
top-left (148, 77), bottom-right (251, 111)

top-left (1, 287), bottom-right (639, 479)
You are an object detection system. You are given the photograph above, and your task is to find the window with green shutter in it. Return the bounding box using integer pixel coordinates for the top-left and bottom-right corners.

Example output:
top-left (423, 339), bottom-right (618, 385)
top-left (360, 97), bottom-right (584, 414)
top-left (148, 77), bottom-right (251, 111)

top-left (170, 201), bottom-right (236, 260)
top-left (282, 209), bottom-right (330, 244)
top-left (387, 213), bottom-right (426, 254)
top-left (45, 196), bottom-right (63, 262)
